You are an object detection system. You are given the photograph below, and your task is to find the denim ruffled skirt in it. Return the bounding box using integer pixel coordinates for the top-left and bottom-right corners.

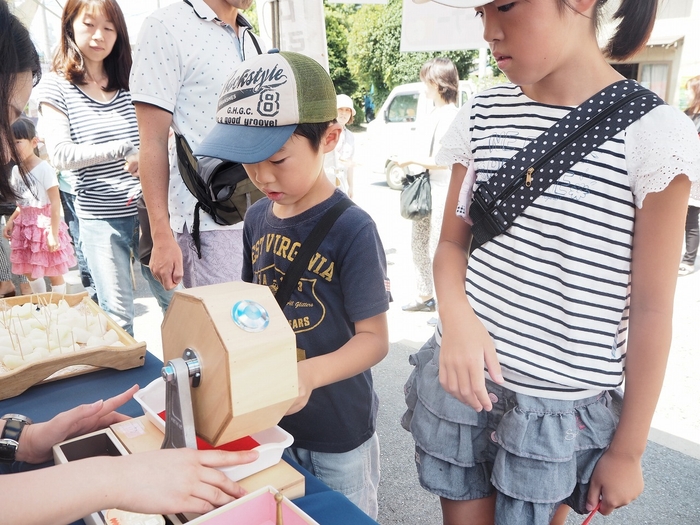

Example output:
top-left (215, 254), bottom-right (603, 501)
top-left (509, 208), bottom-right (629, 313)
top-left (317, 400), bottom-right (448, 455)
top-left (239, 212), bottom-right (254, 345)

top-left (402, 335), bottom-right (621, 523)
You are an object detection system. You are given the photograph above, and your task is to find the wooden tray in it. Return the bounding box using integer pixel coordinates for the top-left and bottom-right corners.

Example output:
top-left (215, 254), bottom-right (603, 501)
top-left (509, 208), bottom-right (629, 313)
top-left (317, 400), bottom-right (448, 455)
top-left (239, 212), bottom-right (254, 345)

top-left (0, 292), bottom-right (146, 400)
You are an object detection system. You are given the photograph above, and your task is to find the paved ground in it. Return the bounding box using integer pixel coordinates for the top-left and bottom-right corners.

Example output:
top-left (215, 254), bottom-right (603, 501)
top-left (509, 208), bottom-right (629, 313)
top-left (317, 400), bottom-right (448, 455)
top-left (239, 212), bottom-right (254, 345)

top-left (104, 126), bottom-right (699, 524)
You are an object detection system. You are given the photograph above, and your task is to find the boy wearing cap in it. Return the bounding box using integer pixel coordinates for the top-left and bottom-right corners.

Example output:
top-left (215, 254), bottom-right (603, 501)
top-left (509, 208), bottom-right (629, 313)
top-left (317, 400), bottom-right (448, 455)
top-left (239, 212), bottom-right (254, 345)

top-left (198, 51), bottom-right (390, 519)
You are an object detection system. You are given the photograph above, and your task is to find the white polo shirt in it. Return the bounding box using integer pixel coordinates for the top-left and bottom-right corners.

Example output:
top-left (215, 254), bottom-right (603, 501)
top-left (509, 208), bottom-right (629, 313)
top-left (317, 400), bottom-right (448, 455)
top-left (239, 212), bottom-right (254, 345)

top-left (130, 0), bottom-right (264, 233)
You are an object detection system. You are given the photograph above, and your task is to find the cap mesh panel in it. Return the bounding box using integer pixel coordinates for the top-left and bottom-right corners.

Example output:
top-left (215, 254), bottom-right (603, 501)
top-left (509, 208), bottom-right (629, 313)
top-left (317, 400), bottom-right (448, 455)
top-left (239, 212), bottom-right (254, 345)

top-left (284, 52), bottom-right (337, 123)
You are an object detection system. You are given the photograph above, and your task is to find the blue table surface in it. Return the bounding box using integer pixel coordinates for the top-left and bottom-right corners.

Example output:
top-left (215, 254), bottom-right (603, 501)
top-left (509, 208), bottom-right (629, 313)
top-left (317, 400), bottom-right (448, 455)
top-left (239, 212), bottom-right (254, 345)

top-left (0, 353), bottom-right (377, 525)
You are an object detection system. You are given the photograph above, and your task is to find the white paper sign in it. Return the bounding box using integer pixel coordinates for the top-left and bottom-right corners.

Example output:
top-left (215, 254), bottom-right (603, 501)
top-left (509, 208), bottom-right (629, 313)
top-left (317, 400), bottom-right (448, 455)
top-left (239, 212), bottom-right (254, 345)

top-left (401, 0), bottom-right (487, 52)
top-left (257, 0), bottom-right (329, 72)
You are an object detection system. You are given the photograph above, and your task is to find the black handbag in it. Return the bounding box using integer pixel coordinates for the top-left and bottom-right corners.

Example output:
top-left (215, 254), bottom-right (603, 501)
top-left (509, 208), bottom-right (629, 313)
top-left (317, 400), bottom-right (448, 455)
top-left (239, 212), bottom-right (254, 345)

top-left (400, 172), bottom-right (431, 220)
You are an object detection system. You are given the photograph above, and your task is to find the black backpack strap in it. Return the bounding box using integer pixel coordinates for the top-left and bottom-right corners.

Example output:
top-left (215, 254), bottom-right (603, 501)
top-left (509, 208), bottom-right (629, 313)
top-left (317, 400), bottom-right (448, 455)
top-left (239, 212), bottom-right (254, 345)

top-left (247, 30), bottom-right (262, 56)
top-left (469, 80), bottom-right (664, 251)
top-left (275, 198), bottom-right (355, 309)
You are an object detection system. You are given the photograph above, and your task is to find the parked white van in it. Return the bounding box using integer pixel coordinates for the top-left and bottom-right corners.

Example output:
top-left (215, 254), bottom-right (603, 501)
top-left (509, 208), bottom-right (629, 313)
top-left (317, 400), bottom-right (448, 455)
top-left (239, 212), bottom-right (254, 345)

top-left (366, 79), bottom-right (475, 189)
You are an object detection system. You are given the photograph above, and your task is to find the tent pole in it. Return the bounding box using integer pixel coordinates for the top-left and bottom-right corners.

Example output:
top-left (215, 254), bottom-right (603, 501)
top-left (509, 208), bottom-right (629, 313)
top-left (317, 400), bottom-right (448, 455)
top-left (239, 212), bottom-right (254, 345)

top-left (271, 0), bottom-right (280, 49)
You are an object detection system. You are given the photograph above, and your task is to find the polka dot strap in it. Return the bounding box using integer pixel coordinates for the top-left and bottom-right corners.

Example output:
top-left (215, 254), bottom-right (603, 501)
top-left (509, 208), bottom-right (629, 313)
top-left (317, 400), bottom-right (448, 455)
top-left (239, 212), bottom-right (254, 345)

top-left (469, 80), bottom-right (664, 250)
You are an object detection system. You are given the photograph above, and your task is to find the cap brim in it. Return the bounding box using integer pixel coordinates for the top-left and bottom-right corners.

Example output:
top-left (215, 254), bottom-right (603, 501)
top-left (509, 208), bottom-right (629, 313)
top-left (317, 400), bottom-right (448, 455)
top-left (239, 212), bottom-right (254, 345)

top-left (195, 123), bottom-right (296, 164)
top-left (413, 0), bottom-right (490, 7)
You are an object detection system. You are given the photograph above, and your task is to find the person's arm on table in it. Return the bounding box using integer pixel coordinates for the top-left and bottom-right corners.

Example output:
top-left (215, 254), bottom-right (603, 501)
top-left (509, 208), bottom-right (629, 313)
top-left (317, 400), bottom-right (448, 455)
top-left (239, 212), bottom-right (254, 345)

top-left (286, 313), bottom-right (389, 415)
top-left (0, 385), bottom-right (259, 524)
top-left (586, 175), bottom-right (691, 515)
top-left (134, 103), bottom-right (182, 290)
top-left (2, 448), bottom-right (258, 525)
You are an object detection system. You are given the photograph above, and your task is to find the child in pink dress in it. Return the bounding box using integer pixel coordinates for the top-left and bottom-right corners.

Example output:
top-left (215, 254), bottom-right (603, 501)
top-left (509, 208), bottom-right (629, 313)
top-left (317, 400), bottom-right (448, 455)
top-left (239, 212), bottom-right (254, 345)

top-left (3, 118), bottom-right (75, 294)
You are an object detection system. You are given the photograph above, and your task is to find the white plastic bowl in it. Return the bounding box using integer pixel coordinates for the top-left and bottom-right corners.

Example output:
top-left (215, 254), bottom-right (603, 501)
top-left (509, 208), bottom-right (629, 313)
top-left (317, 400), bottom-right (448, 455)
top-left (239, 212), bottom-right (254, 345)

top-left (133, 378), bottom-right (293, 481)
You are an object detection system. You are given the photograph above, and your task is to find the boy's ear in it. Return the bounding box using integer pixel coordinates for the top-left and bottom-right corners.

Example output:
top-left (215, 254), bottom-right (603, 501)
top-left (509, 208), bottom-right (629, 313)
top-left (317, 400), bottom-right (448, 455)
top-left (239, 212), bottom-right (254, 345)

top-left (322, 123), bottom-right (343, 154)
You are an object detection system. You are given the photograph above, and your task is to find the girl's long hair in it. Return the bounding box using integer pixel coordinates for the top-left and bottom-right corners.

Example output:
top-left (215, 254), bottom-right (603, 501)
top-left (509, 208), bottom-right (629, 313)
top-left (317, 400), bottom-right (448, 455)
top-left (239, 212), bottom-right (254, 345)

top-left (0, 0), bottom-right (41, 201)
top-left (52, 0), bottom-right (132, 91)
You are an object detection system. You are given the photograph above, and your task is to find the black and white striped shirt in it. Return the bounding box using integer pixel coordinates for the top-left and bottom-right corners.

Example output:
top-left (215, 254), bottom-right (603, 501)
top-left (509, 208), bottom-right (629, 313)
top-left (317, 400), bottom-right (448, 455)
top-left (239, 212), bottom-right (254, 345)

top-left (436, 83), bottom-right (700, 400)
top-left (37, 73), bottom-right (141, 219)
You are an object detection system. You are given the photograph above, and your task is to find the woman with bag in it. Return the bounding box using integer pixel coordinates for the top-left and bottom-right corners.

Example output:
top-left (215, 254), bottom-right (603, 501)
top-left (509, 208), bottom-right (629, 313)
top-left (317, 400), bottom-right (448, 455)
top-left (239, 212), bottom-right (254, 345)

top-left (398, 57), bottom-right (459, 315)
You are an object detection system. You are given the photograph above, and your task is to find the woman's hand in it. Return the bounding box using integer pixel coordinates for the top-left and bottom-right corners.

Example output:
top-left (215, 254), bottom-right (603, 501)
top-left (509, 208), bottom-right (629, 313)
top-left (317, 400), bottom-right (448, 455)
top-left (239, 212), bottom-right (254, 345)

top-left (17, 385), bottom-right (138, 464)
top-left (124, 153), bottom-right (139, 177)
top-left (438, 309), bottom-right (503, 411)
top-left (109, 448), bottom-right (259, 515)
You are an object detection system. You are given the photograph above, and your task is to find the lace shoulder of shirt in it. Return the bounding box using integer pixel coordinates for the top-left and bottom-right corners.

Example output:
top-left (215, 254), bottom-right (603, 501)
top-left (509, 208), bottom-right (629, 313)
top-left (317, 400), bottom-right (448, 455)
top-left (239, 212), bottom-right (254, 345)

top-left (434, 98), bottom-right (475, 168)
top-left (627, 104), bottom-right (700, 207)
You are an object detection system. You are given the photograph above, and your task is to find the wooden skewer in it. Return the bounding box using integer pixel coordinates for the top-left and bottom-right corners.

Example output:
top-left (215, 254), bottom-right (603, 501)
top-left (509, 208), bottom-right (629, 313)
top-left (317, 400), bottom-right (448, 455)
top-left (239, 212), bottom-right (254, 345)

top-left (13, 326), bottom-right (24, 360)
top-left (275, 491), bottom-right (284, 525)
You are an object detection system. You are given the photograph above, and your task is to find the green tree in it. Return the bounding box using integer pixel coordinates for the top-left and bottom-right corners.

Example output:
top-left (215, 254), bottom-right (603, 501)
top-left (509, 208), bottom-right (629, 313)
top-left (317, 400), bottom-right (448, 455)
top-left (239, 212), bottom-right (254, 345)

top-left (347, 0), bottom-right (478, 107)
top-left (243, 2), bottom-right (259, 34)
top-left (325, 2), bottom-right (358, 98)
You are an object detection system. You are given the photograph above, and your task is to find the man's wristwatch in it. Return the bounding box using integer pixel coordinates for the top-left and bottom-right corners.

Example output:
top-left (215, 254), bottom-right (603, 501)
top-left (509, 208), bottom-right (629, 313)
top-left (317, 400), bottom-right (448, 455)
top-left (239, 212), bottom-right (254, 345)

top-left (0, 414), bottom-right (32, 462)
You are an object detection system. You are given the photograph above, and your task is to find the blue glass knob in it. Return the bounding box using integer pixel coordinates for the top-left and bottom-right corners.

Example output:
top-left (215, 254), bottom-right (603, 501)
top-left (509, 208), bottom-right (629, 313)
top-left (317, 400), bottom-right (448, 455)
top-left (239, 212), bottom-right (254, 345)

top-left (231, 300), bottom-right (270, 332)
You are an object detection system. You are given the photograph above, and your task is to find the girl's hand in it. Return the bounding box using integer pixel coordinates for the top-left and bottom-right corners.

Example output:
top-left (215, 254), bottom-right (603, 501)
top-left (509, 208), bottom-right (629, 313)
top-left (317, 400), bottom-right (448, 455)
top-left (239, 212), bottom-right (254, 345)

top-left (46, 232), bottom-right (59, 252)
top-left (2, 221), bottom-right (12, 240)
top-left (586, 448), bottom-right (644, 515)
top-left (438, 311), bottom-right (503, 411)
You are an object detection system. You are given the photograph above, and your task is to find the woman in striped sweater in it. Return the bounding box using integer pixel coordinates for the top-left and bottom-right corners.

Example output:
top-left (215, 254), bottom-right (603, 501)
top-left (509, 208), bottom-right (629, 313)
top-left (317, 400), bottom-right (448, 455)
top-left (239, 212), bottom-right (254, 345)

top-left (37, 0), bottom-right (141, 335)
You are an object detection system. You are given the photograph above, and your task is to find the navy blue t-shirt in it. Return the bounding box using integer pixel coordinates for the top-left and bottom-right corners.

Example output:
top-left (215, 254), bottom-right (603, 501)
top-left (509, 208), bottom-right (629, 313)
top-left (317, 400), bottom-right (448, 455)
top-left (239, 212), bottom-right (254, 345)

top-left (242, 190), bottom-right (390, 453)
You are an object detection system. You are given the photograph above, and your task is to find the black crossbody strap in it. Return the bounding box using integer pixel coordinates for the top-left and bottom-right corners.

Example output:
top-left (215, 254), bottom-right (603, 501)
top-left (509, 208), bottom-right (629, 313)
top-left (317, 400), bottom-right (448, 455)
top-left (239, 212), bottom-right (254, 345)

top-left (275, 198), bottom-right (355, 309)
top-left (469, 80), bottom-right (664, 250)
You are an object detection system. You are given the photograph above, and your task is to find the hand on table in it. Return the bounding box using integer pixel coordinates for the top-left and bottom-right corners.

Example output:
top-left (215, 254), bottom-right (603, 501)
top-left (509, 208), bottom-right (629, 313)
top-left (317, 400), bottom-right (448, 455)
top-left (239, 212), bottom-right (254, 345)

top-left (110, 448), bottom-right (259, 515)
top-left (18, 385), bottom-right (138, 464)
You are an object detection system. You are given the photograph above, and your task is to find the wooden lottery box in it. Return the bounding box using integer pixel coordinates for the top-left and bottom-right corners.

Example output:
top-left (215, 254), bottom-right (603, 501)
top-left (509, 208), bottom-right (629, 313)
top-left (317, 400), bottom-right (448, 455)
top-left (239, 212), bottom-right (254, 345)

top-left (161, 282), bottom-right (298, 446)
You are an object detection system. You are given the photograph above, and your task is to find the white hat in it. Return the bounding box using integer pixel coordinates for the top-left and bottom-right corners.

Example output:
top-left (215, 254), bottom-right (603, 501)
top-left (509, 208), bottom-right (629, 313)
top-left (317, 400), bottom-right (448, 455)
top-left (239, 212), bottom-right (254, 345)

top-left (336, 94), bottom-right (356, 116)
top-left (412, 0), bottom-right (491, 7)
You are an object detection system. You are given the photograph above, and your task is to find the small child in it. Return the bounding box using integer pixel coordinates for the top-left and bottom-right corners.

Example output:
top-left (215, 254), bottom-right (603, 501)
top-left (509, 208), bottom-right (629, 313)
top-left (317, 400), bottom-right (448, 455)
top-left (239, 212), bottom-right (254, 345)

top-left (324, 94), bottom-right (356, 198)
top-left (4, 118), bottom-right (76, 294)
top-left (198, 50), bottom-right (391, 519)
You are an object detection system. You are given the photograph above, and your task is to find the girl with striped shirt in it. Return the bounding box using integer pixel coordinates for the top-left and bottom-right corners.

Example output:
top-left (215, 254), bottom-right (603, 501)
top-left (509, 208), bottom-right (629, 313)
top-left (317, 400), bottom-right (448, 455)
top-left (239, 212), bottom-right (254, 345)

top-left (402, 1), bottom-right (700, 524)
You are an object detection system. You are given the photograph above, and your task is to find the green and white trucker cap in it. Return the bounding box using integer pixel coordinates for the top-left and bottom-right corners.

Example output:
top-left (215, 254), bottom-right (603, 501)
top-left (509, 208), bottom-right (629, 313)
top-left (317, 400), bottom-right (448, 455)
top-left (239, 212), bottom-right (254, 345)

top-left (196, 50), bottom-right (337, 164)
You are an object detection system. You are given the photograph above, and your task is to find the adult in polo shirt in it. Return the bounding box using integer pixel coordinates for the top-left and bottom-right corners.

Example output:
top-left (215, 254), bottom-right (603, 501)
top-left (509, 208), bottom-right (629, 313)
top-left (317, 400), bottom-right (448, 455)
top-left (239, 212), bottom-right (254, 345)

top-left (130, 0), bottom-right (263, 290)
